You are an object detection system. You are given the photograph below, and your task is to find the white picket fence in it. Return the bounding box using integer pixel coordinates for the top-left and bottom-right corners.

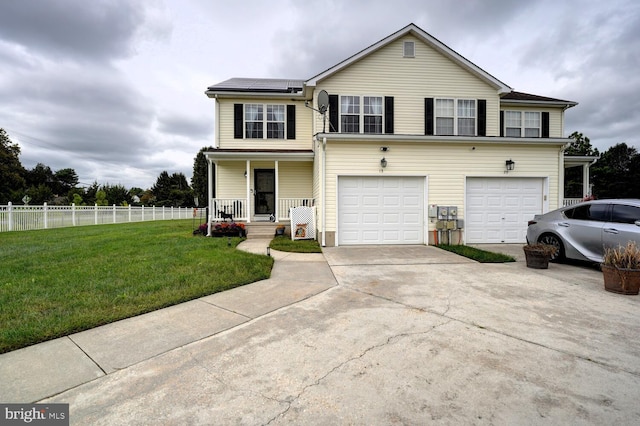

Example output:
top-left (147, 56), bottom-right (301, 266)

top-left (0, 202), bottom-right (195, 233)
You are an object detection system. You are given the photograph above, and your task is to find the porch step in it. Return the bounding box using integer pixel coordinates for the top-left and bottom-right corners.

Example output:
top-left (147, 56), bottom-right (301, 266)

top-left (244, 222), bottom-right (289, 239)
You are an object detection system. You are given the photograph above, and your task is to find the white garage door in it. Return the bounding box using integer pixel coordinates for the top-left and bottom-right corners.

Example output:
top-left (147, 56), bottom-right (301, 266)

top-left (466, 177), bottom-right (543, 243)
top-left (338, 176), bottom-right (424, 245)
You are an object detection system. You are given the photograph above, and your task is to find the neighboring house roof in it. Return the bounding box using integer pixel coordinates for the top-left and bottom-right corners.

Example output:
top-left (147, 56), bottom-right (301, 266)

top-left (207, 78), bottom-right (304, 93)
top-left (501, 91), bottom-right (578, 108)
top-left (306, 23), bottom-right (512, 94)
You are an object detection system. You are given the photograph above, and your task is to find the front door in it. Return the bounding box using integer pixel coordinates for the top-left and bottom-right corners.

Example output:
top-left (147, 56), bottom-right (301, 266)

top-left (254, 169), bottom-right (275, 215)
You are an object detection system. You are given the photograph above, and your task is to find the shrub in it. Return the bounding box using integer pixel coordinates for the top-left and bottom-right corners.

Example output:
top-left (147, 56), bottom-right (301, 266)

top-left (603, 241), bottom-right (640, 269)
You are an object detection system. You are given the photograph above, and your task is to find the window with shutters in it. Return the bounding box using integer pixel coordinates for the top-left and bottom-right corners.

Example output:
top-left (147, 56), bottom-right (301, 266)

top-left (434, 98), bottom-right (476, 136)
top-left (339, 95), bottom-right (384, 134)
top-left (235, 103), bottom-right (295, 139)
top-left (504, 110), bottom-right (541, 137)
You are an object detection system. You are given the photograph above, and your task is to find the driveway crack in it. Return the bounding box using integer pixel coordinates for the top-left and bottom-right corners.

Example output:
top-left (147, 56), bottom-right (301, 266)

top-left (264, 317), bottom-right (453, 425)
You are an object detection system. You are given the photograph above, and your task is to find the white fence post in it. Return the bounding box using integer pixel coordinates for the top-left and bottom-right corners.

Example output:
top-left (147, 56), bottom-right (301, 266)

top-left (128, 204), bottom-right (132, 222)
top-left (112, 204), bottom-right (116, 223)
top-left (94, 204), bottom-right (98, 225)
top-left (8, 202), bottom-right (13, 231)
top-left (72, 203), bottom-right (76, 226)
top-left (142, 205), bottom-right (145, 221)
top-left (43, 202), bottom-right (48, 229)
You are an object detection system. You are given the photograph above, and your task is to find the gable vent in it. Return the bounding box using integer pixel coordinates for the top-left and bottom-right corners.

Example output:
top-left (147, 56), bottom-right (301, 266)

top-left (403, 41), bottom-right (415, 58)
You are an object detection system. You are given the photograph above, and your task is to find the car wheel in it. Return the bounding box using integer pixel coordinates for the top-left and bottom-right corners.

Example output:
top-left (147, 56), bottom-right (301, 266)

top-left (538, 233), bottom-right (565, 262)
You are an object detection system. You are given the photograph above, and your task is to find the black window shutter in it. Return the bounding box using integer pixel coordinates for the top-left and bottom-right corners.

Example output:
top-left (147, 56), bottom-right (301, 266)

top-left (234, 104), bottom-right (243, 139)
top-left (477, 100), bottom-right (486, 136)
top-left (424, 98), bottom-right (434, 135)
top-left (541, 112), bottom-right (549, 138)
top-left (328, 95), bottom-right (338, 132)
top-left (286, 105), bottom-right (296, 139)
top-left (384, 96), bottom-right (394, 134)
top-left (499, 111), bottom-right (504, 137)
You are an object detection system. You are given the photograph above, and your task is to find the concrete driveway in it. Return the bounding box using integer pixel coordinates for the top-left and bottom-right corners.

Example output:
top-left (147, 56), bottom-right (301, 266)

top-left (40, 244), bottom-right (640, 424)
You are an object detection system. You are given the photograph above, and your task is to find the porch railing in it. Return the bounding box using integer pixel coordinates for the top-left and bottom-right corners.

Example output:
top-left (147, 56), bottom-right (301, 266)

top-left (211, 199), bottom-right (249, 221)
top-left (563, 198), bottom-right (584, 207)
top-left (210, 198), bottom-right (314, 222)
top-left (278, 198), bottom-right (315, 221)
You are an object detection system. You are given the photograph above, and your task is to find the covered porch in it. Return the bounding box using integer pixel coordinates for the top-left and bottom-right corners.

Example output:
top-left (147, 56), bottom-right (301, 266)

top-left (563, 155), bottom-right (599, 206)
top-left (204, 149), bottom-right (315, 223)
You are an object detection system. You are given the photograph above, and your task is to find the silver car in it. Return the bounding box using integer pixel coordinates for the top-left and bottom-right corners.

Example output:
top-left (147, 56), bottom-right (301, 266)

top-left (526, 199), bottom-right (640, 263)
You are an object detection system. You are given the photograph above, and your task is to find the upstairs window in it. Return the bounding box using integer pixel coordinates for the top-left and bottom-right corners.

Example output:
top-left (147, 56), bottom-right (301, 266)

top-left (234, 103), bottom-right (296, 140)
top-left (266, 105), bottom-right (285, 139)
top-left (341, 96), bottom-right (360, 133)
top-left (434, 99), bottom-right (475, 136)
top-left (245, 104), bottom-right (263, 138)
top-left (504, 111), bottom-right (541, 137)
top-left (363, 96), bottom-right (383, 134)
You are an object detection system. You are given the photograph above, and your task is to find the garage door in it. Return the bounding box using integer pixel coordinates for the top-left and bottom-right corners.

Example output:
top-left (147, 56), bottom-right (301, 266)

top-left (338, 176), bottom-right (424, 245)
top-left (466, 177), bottom-right (543, 243)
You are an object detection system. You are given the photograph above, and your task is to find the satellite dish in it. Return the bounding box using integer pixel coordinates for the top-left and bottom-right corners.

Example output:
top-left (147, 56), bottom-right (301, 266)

top-left (317, 90), bottom-right (329, 114)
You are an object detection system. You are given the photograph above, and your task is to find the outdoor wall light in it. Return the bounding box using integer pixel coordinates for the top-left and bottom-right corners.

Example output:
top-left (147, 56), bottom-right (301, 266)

top-left (244, 170), bottom-right (247, 178)
top-left (380, 157), bottom-right (388, 168)
top-left (505, 159), bottom-right (515, 172)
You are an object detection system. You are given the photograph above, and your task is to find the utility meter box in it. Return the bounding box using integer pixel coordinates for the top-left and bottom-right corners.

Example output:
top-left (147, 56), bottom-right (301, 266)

top-left (437, 206), bottom-right (449, 220)
top-left (428, 204), bottom-right (438, 218)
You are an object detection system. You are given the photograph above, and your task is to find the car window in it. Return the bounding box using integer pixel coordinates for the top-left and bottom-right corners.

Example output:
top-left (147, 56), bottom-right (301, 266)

top-left (611, 204), bottom-right (640, 224)
top-left (564, 203), bottom-right (609, 221)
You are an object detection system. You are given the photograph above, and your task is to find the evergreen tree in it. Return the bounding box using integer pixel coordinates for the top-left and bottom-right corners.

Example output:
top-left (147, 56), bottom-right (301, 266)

top-left (191, 147), bottom-right (214, 207)
top-left (0, 128), bottom-right (26, 203)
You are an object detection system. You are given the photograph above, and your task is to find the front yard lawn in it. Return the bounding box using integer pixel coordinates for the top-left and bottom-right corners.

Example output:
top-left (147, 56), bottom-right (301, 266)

top-left (269, 236), bottom-right (323, 253)
top-left (0, 220), bottom-right (273, 353)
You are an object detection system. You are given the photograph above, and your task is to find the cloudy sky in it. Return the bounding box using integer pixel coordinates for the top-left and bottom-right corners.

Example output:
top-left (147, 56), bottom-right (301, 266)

top-left (1, 0), bottom-right (638, 190)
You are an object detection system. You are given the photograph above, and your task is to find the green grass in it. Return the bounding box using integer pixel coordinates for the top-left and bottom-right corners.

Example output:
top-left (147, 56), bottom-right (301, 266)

top-left (436, 244), bottom-right (516, 263)
top-left (0, 220), bottom-right (273, 353)
top-left (269, 235), bottom-right (323, 253)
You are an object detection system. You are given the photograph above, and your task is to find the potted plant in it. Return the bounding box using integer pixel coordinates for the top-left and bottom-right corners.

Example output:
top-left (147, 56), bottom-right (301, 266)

top-left (602, 241), bottom-right (640, 295)
top-left (275, 225), bottom-right (285, 236)
top-left (522, 243), bottom-right (557, 269)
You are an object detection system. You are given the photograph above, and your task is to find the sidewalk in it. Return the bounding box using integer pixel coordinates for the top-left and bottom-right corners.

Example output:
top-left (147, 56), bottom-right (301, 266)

top-left (0, 239), bottom-right (335, 403)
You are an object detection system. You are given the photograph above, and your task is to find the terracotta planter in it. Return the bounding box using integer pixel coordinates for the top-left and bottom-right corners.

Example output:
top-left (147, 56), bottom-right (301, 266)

top-left (523, 247), bottom-right (551, 269)
top-left (602, 265), bottom-right (640, 295)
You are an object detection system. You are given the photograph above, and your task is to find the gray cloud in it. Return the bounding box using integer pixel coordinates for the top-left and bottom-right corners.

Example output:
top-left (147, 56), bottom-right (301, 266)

top-left (0, 0), bottom-right (170, 63)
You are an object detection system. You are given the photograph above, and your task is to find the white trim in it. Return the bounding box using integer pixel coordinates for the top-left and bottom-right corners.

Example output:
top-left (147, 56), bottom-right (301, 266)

top-left (318, 132), bottom-right (570, 145)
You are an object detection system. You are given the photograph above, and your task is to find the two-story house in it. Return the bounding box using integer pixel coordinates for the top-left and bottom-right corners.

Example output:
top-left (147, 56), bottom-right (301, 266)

top-left (203, 23), bottom-right (577, 246)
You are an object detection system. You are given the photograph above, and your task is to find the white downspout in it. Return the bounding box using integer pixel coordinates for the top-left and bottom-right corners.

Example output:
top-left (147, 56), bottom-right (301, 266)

top-left (321, 137), bottom-right (327, 247)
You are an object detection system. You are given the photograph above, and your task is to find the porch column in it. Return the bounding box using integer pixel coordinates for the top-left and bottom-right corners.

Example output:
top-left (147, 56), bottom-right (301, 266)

top-left (275, 160), bottom-right (279, 221)
top-left (583, 163), bottom-right (590, 197)
top-left (207, 159), bottom-right (214, 236)
top-left (246, 160), bottom-right (251, 223)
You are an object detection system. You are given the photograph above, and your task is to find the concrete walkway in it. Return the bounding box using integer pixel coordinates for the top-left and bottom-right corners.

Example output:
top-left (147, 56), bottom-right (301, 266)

top-left (0, 240), bottom-right (334, 403)
top-left (2, 242), bottom-right (640, 425)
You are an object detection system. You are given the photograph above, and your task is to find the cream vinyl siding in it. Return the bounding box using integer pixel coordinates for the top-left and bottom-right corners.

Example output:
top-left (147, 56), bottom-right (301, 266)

top-left (217, 99), bottom-right (313, 150)
top-left (278, 162), bottom-right (313, 198)
top-left (216, 162), bottom-right (247, 199)
top-left (501, 106), bottom-right (564, 138)
top-left (322, 142), bottom-right (561, 233)
top-left (312, 35), bottom-right (500, 136)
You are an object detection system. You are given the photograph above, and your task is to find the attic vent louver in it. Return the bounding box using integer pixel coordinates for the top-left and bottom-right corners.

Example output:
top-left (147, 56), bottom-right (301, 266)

top-left (403, 41), bottom-right (415, 58)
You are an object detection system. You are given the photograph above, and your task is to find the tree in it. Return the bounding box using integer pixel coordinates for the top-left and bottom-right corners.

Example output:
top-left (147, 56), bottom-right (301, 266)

top-left (192, 147), bottom-right (214, 207)
top-left (591, 143), bottom-right (640, 199)
top-left (102, 184), bottom-right (131, 206)
top-left (0, 128), bottom-right (26, 203)
top-left (151, 171), bottom-right (193, 207)
top-left (95, 190), bottom-right (108, 206)
top-left (564, 131), bottom-right (599, 157)
top-left (53, 168), bottom-right (79, 195)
